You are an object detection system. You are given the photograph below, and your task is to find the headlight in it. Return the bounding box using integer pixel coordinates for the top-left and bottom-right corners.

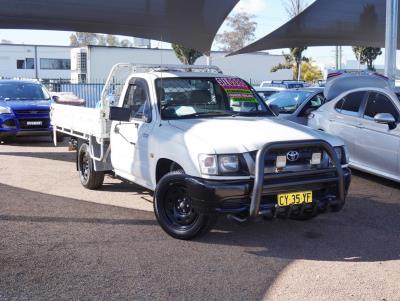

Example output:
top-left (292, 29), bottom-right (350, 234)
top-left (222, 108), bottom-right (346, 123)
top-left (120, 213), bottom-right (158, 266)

top-left (199, 154), bottom-right (243, 175)
top-left (333, 146), bottom-right (349, 165)
top-left (0, 106), bottom-right (12, 114)
top-left (218, 155), bottom-right (239, 173)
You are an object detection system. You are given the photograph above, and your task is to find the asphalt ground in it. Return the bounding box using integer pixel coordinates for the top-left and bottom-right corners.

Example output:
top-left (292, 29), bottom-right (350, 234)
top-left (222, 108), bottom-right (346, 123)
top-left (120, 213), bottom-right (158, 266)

top-left (0, 137), bottom-right (399, 300)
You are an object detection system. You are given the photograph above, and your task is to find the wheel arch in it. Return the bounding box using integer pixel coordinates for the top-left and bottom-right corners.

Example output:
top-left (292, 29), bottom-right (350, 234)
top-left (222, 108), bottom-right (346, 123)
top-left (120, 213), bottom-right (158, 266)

top-left (155, 158), bottom-right (184, 183)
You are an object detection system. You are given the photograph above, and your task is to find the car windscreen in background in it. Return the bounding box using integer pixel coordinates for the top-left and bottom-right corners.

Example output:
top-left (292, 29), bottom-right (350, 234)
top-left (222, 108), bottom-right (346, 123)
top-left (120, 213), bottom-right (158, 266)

top-left (0, 83), bottom-right (50, 101)
top-left (266, 91), bottom-right (312, 114)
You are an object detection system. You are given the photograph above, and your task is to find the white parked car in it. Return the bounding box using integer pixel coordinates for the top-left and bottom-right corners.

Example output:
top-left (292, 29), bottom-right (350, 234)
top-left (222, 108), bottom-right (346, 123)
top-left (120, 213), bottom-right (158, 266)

top-left (51, 64), bottom-right (351, 240)
top-left (308, 73), bottom-right (400, 183)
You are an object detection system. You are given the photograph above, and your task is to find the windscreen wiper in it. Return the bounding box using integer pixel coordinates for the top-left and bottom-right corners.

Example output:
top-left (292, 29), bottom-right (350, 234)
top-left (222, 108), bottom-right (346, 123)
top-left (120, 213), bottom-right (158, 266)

top-left (231, 111), bottom-right (271, 117)
top-left (182, 111), bottom-right (233, 118)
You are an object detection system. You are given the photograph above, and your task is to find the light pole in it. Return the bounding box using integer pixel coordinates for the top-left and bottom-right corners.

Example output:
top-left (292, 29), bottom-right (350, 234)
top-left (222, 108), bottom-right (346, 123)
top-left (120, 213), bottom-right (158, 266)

top-left (296, 57), bottom-right (302, 81)
top-left (384, 0), bottom-right (398, 88)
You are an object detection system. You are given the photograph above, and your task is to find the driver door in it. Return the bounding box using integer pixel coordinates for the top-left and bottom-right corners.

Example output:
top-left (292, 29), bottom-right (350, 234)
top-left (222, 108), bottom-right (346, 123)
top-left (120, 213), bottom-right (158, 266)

top-left (356, 92), bottom-right (400, 176)
top-left (110, 78), bottom-right (153, 186)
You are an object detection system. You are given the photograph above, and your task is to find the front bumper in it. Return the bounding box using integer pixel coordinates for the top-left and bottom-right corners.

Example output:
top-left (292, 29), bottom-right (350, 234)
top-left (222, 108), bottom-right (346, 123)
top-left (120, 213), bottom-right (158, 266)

top-left (187, 140), bottom-right (351, 218)
top-left (0, 113), bottom-right (52, 137)
top-left (187, 168), bottom-right (351, 215)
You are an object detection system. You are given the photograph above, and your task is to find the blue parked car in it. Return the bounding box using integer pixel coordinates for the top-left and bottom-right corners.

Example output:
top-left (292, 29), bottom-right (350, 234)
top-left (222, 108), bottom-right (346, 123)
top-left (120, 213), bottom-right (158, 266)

top-left (0, 80), bottom-right (61, 142)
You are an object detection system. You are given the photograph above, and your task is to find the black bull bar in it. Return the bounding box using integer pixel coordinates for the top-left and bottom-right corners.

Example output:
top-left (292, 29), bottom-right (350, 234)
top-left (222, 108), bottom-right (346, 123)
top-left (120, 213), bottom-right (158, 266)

top-left (249, 139), bottom-right (345, 218)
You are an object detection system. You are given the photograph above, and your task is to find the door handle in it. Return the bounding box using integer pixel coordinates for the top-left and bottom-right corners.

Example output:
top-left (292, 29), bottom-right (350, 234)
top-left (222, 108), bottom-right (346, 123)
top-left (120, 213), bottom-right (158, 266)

top-left (355, 123), bottom-right (364, 128)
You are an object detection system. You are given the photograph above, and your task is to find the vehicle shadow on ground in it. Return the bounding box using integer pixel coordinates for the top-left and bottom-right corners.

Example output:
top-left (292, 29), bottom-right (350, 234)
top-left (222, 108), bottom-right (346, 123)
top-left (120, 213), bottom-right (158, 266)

top-left (200, 192), bottom-right (400, 263)
top-left (351, 169), bottom-right (400, 189)
top-left (1, 181), bottom-right (399, 300)
top-left (0, 214), bottom-right (157, 226)
top-left (0, 151), bottom-right (74, 163)
top-left (0, 136), bottom-right (60, 146)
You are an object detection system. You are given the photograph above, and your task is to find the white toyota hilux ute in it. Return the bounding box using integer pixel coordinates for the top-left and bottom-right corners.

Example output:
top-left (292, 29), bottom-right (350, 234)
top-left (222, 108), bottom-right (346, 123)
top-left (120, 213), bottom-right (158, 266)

top-left (51, 64), bottom-right (351, 240)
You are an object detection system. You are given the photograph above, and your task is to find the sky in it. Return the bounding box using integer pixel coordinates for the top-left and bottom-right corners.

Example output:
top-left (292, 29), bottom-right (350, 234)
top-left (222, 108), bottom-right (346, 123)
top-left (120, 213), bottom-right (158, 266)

top-left (0, 0), bottom-right (388, 68)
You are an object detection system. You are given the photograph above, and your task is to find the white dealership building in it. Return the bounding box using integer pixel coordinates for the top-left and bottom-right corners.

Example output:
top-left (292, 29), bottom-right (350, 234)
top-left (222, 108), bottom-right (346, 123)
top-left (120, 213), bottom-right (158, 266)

top-left (0, 43), bottom-right (292, 85)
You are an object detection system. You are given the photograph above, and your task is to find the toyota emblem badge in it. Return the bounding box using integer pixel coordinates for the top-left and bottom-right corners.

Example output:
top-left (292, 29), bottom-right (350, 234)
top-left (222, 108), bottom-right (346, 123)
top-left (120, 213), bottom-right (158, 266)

top-left (287, 151), bottom-right (300, 162)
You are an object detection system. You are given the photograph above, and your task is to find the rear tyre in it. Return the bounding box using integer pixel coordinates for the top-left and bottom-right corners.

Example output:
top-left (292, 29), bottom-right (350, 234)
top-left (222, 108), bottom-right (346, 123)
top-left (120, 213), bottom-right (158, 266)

top-left (78, 143), bottom-right (104, 190)
top-left (154, 170), bottom-right (217, 240)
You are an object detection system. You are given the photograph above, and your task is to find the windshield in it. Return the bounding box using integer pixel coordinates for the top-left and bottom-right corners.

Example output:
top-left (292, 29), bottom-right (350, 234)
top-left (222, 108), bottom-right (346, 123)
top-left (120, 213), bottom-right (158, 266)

top-left (156, 77), bottom-right (272, 119)
top-left (0, 82), bottom-right (51, 101)
top-left (266, 91), bottom-right (312, 114)
top-left (257, 90), bottom-right (279, 101)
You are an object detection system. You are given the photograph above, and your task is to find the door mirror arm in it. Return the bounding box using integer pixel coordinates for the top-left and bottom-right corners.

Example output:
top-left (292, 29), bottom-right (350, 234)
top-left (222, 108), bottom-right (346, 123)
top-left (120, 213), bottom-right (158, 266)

top-left (269, 104), bottom-right (280, 116)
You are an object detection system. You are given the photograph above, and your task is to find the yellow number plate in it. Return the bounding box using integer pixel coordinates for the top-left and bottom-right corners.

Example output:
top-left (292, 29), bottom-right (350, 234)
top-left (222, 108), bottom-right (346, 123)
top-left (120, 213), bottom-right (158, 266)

top-left (277, 191), bottom-right (313, 207)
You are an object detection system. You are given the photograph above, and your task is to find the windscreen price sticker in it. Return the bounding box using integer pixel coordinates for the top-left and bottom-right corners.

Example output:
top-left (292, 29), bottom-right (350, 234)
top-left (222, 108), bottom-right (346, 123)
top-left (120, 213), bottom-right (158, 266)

top-left (216, 77), bottom-right (258, 103)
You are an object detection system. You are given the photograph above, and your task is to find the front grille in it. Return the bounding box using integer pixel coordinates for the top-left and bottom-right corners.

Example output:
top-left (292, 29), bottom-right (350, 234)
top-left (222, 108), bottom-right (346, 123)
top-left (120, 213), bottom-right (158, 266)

top-left (18, 119), bottom-right (50, 130)
top-left (14, 109), bottom-right (50, 115)
top-left (251, 147), bottom-right (330, 173)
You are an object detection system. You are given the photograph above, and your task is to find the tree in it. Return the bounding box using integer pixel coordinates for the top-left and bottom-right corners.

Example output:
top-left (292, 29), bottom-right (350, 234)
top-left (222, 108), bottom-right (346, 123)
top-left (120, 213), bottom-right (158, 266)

top-left (120, 39), bottom-right (133, 47)
top-left (69, 34), bottom-right (79, 47)
top-left (272, 0), bottom-right (309, 80)
top-left (106, 34), bottom-right (120, 47)
top-left (352, 46), bottom-right (382, 71)
top-left (172, 44), bottom-right (203, 65)
top-left (69, 32), bottom-right (98, 46)
top-left (97, 35), bottom-right (107, 46)
top-left (271, 48), bottom-right (309, 80)
top-left (301, 61), bottom-right (323, 82)
top-left (284, 0), bottom-right (309, 17)
top-left (215, 12), bottom-right (257, 52)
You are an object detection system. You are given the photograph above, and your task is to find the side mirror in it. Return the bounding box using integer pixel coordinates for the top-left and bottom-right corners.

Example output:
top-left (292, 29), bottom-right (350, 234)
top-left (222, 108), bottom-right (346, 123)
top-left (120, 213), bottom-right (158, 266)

top-left (374, 113), bottom-right (397, 130)
top-left (269, 104), bottom-right (280, 116)
top-left (109, 106), bottom-right (131, 122)
top-left (52, 95), bottom-right (60, 103)
top-left (302, 107), bottom-right (316, 117)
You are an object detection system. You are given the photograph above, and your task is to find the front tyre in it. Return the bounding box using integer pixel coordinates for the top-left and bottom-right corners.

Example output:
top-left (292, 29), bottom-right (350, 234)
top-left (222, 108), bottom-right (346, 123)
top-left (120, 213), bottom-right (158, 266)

top-left (154, 171), bottom-right (217, 240)
top-left (78, 143), bottom-right (104, 190)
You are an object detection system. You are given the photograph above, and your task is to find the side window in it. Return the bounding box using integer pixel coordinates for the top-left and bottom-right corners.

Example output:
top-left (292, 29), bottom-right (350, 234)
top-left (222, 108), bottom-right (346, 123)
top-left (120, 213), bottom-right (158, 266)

top-left (300, 93), bottom-right (326, 116)
top-left (364, 93), bottom-right (399, 121)
top-left (309, 93), bottom-right (325, 108)
top-left (335, 91), bottom-right (366, 116)
top-left (123, 80), bottom-right (151, 120)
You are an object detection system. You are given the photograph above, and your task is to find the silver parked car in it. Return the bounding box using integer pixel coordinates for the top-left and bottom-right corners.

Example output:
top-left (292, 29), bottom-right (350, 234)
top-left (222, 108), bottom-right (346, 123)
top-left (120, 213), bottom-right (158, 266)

top-left (308, 86), bottom-right (400, 182)
top-left (265, 88), bottom-right (325, 125)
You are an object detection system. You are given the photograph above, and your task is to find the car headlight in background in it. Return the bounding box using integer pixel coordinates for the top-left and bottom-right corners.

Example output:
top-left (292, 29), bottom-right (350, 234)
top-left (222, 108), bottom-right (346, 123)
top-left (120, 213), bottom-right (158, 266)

top-left (199, 154), bottom-right (245, 175)
top-left (0, 106), bottom-right (12, 114)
